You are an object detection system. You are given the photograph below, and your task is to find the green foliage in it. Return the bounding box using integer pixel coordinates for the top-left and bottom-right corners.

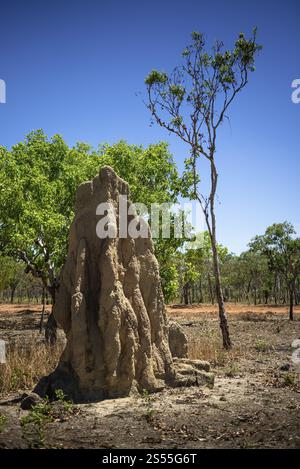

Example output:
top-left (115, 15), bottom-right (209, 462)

top-left (0, 256), bottom-right (24, 292)
top-left (251, 223), bottom-right (300, 281)
top-left (225, 362), bottom-right (240, 377)
top-left (169, 224), bottom-right (300, 307)
top-left (54, 388), bottom-right (73, 412)
top-left (255, 339), bottom-right (269, 352)
top-left (0, 131), bottom-right (182, 300)
top-left (21, 398), bottom-right (53, 428)
top-left (20, 397), bottom-right (53, 448)
top-left (86, 140), bottom-right (184, 299)
top-left (140, 388), bottom-right (156, 422)
top-left (145, 70), bottom-right (168, 86)
top-left (141, 388), bottom-right (150, 399)
top-left (175, 231), bottom-right (229, 304)
top-left (159, 262), bottom-right (179, 303)
top-left (222, 251), bottom-right (271, 303)
top-left (20, 390), bottom-right (74, 448)
top-left (250, 222), bottom-right (300, 314)
top-left (0, 131), bottom-right (101, 293)
top-left (283, 373), bottom-right (295, 387)
top-left (145, 30), bottom-right (261, 350)
top-left (145, 29), bottom-right (262, 192)
top-left (98, 140), bottom-right (180, 206)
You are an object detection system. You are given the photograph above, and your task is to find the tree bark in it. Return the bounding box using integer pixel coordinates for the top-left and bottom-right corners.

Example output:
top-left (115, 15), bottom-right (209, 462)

top-left (39, 287), bottom-right (46, 333)
top-left (10, 287), bottom-right (16, 304)
top-left (183, 282), bottom-right (189, 305)
top-left (289, 288), bottom-right (294, 321)
top-left (45, 284), bottom-right (58, 345)
top-left (211, 239), bottom-right (231, 349)
top-left (254, 287), bottom-right (257, 306)
top-left (206, 160), bottom-right (231, 350)
top-left (199, 279), bottom-right (203, 303)
top-left (207, 273), bottom-right (214, 305)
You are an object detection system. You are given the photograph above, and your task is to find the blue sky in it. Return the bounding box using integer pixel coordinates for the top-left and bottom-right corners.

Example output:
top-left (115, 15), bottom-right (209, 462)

top-left (0, 0), bottom-right (299, 253)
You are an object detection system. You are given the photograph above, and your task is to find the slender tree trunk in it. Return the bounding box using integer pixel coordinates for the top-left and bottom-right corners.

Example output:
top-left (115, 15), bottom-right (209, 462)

top-left (39, 287), bottom-right (46, 333)
top-left (289, 288), bottom-right (294, 321)
top-left (246, 280), bottom-right (251, 304)
top-left (199, 278), bottom-right (203, 303)
top-left (264, 291), bottom-right (269, 304)
top-left (45, 284), bottom-right (58, 345)
top-left (294, 286), bottom-right (298, 306)
top-left (183, 283), bottom-right (189, 305)
top-left (297, 279), bottom-right (300, 305)
top-left (207, 273), bottom-right (214, 305)
top-left (211, 239), bottom-right (231, 349)
top-left (189, 289), bottom-right (193, 305)
top-left (274, 276), bottom-right (278, 305)
top-left (191, 285), bottom-right (195, 304)
top-left (10, 287), bottom-right (16, 304)
top-left (207, 160), bottom-right (231, 349)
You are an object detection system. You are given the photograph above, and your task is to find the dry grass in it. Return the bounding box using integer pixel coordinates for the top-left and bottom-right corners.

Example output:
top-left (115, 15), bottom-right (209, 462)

top-left (185, 319), bottom-right (244, 367)
top-left (188, 335), bottom-right (242, 367)
top-left (189, 336), bottom-right (227, 365)
top-left (0, 342), bottom-right (64, 398)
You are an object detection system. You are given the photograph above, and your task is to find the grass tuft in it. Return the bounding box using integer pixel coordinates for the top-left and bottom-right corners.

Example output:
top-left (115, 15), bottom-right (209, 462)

top-left (0, 342), bottom-right (64, 398)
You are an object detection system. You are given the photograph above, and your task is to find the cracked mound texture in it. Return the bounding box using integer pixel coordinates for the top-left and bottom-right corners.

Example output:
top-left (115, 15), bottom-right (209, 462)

top-left (35, 167), bottom-right (213, 401)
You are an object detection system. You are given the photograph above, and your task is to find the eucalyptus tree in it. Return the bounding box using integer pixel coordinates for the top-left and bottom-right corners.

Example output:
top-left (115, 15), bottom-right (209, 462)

top-left (0, 256), bottom-right (25, 303)
top-left (0, 131), bottom-right (102, 342)
top-left (178, 232), bottom-right (229, 305)
top-left (250, 222), bottom-right (300, 320)
top-left (145, 30), bottom-right (261, 348)
top-left (0, 131), bottom-right (182, 341)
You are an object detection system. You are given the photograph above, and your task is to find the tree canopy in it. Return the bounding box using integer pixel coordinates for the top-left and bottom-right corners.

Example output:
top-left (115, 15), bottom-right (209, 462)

top-left (0, 130), bottom-right (182, 303)
top-left (250, 222), bottom-right (300, 319)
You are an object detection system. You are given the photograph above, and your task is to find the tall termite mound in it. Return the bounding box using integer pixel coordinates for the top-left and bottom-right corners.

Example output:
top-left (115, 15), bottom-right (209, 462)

top-left (36, 166), bottom-right (213, 401)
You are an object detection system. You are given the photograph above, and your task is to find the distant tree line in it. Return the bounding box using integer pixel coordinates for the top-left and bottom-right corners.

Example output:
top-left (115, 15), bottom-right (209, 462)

top-left (172, 222), bottom-right (300, 320)
top-left (0, 131), bottom-right (183, 340)
top-left (1, 131), bottom-right (299, 349)
top-left (0, 256), bottom-right (43, 303)
top-left (2, 221), bottom-right (299, 322)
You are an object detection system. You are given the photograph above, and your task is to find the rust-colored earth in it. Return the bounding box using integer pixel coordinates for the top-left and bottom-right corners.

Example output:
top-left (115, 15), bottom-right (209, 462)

top-left (0, 302), bottom-right (300, 449)
top-left (1, 302), bottom-right (299, 316)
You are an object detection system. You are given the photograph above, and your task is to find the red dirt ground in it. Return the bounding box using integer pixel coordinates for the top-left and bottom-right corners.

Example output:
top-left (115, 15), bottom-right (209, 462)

top-left (1, 302), bottom-right (299, 316)
top-left (166, 303), bottom-right (300, 315)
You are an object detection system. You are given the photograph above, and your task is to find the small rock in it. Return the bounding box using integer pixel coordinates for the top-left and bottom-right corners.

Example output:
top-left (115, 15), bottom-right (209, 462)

top-left (168, 321), bottom-right (188, 358)
top-left (280, 363), bottom-right (290, 371)
top-left (173, 357), bottom-right (210, 372)
top-left (20, 392), bottom-right (43, 410)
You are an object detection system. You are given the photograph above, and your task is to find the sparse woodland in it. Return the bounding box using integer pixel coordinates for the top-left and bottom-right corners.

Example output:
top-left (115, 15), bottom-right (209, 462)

top-left (1, 132), bottom-right (299, 322)
top-left (0, 25), bottom-right (299, 452)
top-left (1, 222), bottom-right (300, 317)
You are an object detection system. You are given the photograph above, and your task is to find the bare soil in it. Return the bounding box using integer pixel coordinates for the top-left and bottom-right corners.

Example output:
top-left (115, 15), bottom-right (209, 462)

top-left (0, 303), bottom-right (300, 449)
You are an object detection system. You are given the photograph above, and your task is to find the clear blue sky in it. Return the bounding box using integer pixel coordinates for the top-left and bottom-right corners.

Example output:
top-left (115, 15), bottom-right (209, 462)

top-left (0, 0), bottom-right (299, 253)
